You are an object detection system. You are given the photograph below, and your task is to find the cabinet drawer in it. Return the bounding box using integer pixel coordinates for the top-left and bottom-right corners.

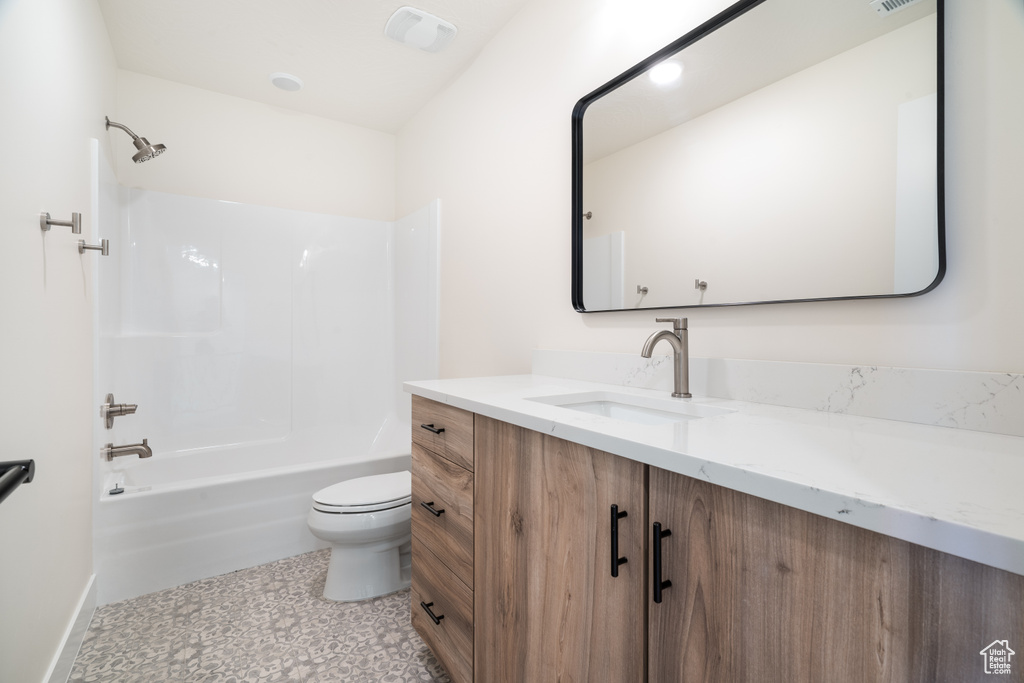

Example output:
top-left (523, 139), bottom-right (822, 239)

top-left (412, 443), bottom-right (474, 588)
top-left (412, 395), bottom-right (474, 471)
top-left (412, 540), bottom-right (473, 683)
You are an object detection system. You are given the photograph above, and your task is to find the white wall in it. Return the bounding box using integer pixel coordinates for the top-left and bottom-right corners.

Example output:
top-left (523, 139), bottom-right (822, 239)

top-left (0, 0), bottom-right (117, 681)
top-left (397, 0), bottom-right (1024, 377)
top-left (115, 70), bottom-right (397, 221)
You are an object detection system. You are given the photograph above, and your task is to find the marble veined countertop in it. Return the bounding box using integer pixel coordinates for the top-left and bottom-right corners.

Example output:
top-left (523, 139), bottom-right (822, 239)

top-left (405, 374), bottom-right (1024, 577)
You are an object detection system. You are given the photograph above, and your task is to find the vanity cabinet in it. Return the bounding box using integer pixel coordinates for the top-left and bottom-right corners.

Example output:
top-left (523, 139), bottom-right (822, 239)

top-left (413, 404), bottom-right (1024, 682)
top-left (648, 467), bottom-right (1024, 682)
top-left (410, 396), bottom-right (475, 683)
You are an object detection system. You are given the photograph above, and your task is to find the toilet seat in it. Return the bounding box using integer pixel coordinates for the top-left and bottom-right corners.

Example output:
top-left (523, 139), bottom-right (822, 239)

top-left (312, 470), bottom-right (411, 514)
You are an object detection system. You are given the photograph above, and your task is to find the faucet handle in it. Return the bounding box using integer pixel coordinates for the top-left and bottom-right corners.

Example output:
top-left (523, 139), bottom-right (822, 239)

top-left (655, 317), bottom-right (687, 331)
top-left (101, 393), bottom-right (138, 429)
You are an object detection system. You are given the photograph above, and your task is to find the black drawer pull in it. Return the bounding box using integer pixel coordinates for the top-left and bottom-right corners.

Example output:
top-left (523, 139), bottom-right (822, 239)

top-left (611, 504), bottom-right (628, 577)
top-left (420, 601), bottom-right (444, 625)
top-left (653, 522), bottom-right (672, 604)
top-left (420, 501), bottom-right (445, 517)
top-left (420, 423), bottom-right (445, 435)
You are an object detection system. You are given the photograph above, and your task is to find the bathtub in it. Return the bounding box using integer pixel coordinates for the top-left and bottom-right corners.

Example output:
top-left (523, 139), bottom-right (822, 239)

top-left (94, 438), bottom-right (411, 605)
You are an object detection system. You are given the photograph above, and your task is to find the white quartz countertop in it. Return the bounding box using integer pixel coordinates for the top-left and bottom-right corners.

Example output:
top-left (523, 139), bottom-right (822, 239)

top-left (405, 374), bottom-right (1024, 577)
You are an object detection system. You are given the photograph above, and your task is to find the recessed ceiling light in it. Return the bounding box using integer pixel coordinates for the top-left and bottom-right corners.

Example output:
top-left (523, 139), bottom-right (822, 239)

top-left (649, 61), bottom-right (683, 86)
top-left (269, 72), bottom-right (303, 92)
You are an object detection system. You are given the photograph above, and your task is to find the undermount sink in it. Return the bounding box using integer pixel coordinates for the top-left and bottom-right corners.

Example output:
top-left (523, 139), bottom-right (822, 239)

top-left (528, 391), bottom-right (734, 426)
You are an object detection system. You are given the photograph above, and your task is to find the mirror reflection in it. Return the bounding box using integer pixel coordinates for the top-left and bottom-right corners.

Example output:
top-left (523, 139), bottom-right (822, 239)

top-left (573, 0), bottom-right (943, 311)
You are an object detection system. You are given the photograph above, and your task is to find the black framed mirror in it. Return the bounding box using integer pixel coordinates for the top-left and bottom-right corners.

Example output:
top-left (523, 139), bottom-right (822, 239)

top-left (572, 0), bottom-right (944, 312)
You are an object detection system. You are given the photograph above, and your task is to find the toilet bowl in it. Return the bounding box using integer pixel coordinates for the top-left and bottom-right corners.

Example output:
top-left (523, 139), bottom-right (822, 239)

top-left (306, 470), bottom-right (412, 602)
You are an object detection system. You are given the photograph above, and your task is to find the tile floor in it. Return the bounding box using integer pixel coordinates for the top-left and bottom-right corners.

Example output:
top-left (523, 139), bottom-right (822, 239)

top-left (70, 549), bottom-right (452, 682)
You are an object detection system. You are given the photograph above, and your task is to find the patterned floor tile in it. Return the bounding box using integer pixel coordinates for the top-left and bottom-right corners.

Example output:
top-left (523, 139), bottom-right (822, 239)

top-left (71, 550), bottom-right (450, 683)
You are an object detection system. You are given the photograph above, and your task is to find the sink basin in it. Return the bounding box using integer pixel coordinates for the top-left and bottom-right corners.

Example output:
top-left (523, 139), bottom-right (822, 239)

top-left (528, 391), bottom-right (733, 426)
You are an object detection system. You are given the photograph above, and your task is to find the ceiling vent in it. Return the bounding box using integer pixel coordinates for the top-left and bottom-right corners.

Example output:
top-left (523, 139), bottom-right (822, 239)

top-left (384, 7), bottom-right (458, 53)
top-left (869, 0), bottom-right (925, 17)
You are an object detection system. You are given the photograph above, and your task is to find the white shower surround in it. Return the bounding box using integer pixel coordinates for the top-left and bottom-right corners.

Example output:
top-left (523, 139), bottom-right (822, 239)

top-left (92, 157), bottom-right (438, 604)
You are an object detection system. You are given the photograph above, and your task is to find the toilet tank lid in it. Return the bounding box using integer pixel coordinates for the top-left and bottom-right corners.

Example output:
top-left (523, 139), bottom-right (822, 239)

top-left (313, 470), bottom-right (411, 507)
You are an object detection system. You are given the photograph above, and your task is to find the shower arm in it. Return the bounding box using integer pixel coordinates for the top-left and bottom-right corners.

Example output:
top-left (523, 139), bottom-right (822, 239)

top-left (105, 117), bottom-right (141, 142)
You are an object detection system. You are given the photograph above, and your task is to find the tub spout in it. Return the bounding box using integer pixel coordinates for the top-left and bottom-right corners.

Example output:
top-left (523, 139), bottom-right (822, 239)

top-left (104, 439), bottom-right (152, 461)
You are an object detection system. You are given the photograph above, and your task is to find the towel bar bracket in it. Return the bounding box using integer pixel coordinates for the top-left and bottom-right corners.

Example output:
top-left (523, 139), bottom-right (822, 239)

top-left (0, 459), bottom-right (36, 506)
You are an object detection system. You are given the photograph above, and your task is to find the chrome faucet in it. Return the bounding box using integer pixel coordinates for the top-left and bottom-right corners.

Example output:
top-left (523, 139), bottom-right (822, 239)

top-left (103, 439), bottom-right (152, 461)
top-left (641, 317), bottom-right (690, 398)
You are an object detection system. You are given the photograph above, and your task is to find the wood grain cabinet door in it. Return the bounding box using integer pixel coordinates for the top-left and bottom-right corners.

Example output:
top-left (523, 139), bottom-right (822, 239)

top-left (648, 467), bottom-right (1024, 683)
top-left (474, 416), bottom-right (647, 683)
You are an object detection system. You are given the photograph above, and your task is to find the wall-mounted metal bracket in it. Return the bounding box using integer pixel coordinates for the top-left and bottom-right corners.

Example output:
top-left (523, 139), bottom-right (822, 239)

top-left (79, 239), bottom-right (109, 256)
top-left (0, 460), bottom-right (35, 506)
top-left (40, 212), bottom-right (81, 234)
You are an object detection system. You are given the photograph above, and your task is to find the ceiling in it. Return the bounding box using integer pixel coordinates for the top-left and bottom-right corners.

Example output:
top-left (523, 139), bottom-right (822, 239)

top-left (582, 0), bottom-right (937, 163)
top-left (98, 0), bottom-right (530, 134)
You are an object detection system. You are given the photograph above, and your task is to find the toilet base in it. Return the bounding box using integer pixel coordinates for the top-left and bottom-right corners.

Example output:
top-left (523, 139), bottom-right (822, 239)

top-left (323, 538), bottom-right (412, 602)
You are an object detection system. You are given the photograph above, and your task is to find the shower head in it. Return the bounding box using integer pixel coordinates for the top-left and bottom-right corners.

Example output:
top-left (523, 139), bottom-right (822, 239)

top-left (105, 116), bottom-right (166, 163)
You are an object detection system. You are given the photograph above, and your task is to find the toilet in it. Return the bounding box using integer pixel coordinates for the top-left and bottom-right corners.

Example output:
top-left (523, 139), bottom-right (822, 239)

top-left (306, 470), bottom-right (412, 602)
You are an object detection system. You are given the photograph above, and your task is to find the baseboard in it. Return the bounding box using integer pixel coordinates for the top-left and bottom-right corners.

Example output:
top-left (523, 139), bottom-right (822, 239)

top-left (44, 574), bottom-right (96, 683)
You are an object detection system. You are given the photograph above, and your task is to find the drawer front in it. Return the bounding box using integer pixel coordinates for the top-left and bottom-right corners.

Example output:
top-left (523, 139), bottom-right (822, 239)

top-left (412, 395), bottom-right (474, 471)
top-left (412, 540), bottom-right (473, 683)
top-left (413, 443), bottom-right (474, 588)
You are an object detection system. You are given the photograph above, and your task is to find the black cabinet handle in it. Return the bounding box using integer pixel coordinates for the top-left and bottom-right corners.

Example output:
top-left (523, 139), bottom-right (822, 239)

top-left (420, 501), bottom-right (445, 517)
top-left (652, 522), bottom-right (672, 604)
top-left (420, 423), bottom-right (445, 435)
top-left (420, 601), bottom-right (444, 625)
top-left (610, 504), bottom-right (628, 577)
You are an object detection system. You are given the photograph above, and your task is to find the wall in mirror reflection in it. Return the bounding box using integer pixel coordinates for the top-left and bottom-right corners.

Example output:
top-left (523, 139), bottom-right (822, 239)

top-left (582, 15), bottom-right (937, 309)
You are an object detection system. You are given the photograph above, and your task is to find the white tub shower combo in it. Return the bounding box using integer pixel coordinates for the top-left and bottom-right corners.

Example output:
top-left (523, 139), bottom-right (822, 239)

top-left (91, 147), bottom-right (438, 604)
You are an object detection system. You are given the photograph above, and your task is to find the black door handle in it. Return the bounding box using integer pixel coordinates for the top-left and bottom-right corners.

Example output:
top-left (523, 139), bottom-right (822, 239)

top-left (653, 522), bottom-right (672, 604)
top-left (611, 504), bottom-right (628, 577)
top-left (420, 501), bottom-right (445, 517)
top-left (420, 601), bottom-right (444, 625)
top-left (420, 423), bottom-right (445, 435)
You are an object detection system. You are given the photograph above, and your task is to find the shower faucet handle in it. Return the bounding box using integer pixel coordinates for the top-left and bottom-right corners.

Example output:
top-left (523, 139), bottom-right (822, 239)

top-left (101, 393), bottom-right (138, 429)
